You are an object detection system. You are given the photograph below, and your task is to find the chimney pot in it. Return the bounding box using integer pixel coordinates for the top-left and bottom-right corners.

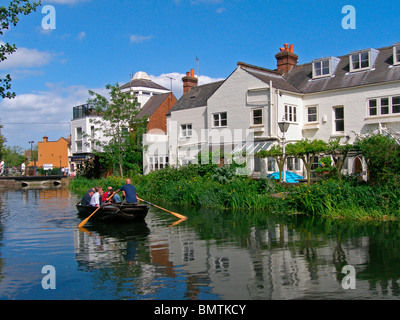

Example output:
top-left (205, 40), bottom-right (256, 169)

top-left (275, 44), bottom-right (298, 74)
top-left (43, 136), bottom-right (48, 142)
top-left (182, 68), bottom-right (198, 94)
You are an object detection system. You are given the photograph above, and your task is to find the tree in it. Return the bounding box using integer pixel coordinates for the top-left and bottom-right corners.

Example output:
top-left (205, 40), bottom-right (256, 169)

top-left (289, 139), bottom-right (328, 184)
top-left (326, 137), bottom-right (353, 180)
top-left (354, 133), bottom-right (400, 185)
top-left (1, 0), bottom-right (41, 99)
top-left (87, 83), bottom-right (148, 177)
top-left (257, 145), bottom-right (287, 182)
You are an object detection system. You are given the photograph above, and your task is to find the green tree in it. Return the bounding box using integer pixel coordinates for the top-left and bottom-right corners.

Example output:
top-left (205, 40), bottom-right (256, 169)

top-left (354, 133), bottom-right (400, 185)
top-left (87, 83), bottom-right (148, 177)
top-left (3, 145), bottom-right (24, 167)
top-left (257, 145), bottom-right (287, 182)
top-left (289, 139), bottom-right (328, 184)
top-left (1, 0), bottom-right (41, 99)
top-left (326, 137), bottom-right (353, 180)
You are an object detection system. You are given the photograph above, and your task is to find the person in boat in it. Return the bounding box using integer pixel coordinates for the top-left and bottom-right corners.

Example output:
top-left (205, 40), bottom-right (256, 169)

top-left (102, 186), bottom-right (122, 204)
top-left (116, 179), bottom-right (138, 204)
top-left (101, 186), bottom-right (113, 202)
top-left (89, 186), bottom-right (103, 207)
top-left (81, 189), bottom-right (94, 206)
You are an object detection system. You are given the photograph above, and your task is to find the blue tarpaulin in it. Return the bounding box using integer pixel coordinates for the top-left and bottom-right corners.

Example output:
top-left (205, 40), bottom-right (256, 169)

top-left (267, 171), bottom-right (304, 183)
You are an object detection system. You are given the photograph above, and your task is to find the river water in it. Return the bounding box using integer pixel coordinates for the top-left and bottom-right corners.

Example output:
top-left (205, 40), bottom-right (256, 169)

top-left (0, 187), bottom-right (399, 300)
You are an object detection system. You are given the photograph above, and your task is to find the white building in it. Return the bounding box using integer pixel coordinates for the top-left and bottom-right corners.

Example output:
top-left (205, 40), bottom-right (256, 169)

top-left (70, 71), bottom-right (171, 172)
top-left (150, 42), bottom-right (400, 179)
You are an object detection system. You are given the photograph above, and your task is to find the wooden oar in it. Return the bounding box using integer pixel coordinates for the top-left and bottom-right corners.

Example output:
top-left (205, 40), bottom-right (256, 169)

top-left (137, 197), bottom-right (187, 220)
top-left (78, 192), bottom-right (116, 228)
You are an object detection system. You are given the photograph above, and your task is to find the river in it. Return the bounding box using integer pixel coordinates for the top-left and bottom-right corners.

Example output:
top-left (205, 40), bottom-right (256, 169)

top-left (0, 187), bottom-right (399, 300)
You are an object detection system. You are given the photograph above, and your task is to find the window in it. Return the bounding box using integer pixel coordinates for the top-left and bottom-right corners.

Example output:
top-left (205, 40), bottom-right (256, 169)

top-left (267, 157), bottom-right (276, 172)
top-left (349, 49), bottom-right (378, 72)
top-left (381, 98), bottom-right (389, 115)
top-left (393, 96), bottom-right (400, 114)
top-left (394, 45), bottom-right (400, 65)
top-left (306, 105), bottom-right (318, 123)
top-left (213, 112), bottom-right (227, 127)
top-left (285, 105), bottom-right (297, 122)
top-left (367, 96), bottom-right (400, 117)
top-left (312, 57), bottom-right (340, 79)
top-left (76, 141), bottom-right (82, 152)
top-left (351, 52), bottom-right (369, 70)
top-left (287, 157), bottom-right (300, 171)
top-left (369, 99), bottom-right (377, 116)
top-left (313, 60), bottom-right (330, 77)
top-left (334, 106), bottom-right (344, 132)
top-left (149, 156), bottom-right (169, 171)
top-left (76, 127), bottom-right (83, 140)
top-left (180, 124), bottom-right (193, 138)
top-left (252, 109), bottom-right (263, 125)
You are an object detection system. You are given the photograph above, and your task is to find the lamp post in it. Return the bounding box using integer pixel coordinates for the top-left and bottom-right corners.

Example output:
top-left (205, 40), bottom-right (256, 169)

top-left (277, 117), bottom-right (290, 182)
top-left (28, 141), bottom-right (34, 176)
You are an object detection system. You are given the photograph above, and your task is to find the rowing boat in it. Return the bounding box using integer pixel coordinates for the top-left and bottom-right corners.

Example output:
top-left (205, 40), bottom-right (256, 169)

top-left (76, 202), bottom-right (149, 222)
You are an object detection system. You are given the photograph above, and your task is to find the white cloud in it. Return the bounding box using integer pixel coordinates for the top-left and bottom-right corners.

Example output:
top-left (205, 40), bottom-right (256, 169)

top-left (0, 83), bottom-right (106, 147)
top-left (0, 71), bottom-right (224, 147)
top-left (0, 44), bottom-right (55, 71)
top-left (77, 31), bottom-right (86, 40)
top-left (129, 34), bottom-right (153, 44)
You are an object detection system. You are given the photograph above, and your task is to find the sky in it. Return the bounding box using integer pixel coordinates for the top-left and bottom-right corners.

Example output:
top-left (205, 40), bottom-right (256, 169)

top-left (1, 0), bottom-right (400, 149)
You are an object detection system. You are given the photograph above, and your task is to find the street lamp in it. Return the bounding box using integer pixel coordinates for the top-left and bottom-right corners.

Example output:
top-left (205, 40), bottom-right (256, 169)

top-left (277, 116), bottom-right (290, 182)
top-left (29, 141), bottom-right (34, 176)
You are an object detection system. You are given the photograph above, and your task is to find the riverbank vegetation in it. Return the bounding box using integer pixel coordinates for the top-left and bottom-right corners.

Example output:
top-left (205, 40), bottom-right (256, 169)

top-left (69, 132), bottom-right (400, 222)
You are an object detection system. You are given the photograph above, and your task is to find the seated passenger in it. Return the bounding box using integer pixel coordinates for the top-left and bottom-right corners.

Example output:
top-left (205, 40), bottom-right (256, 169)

top-left (81, 189), bottom-right (94, 206)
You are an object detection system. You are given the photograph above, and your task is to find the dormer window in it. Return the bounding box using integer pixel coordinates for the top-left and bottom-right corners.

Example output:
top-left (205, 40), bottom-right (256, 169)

top-left (349, 48), bottom-right (379, 72)
top-left (393, 43), bottom-right (400, 65)
top-left (312, 57), bottom-right (340, 79)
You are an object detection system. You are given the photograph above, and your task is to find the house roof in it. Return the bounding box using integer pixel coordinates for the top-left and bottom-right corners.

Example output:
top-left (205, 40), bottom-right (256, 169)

top-left (120, 78), bottom-right (169, 91)
top-left (285, 45), bottom-right (400, 94)
top-left (167, 44), bottom-right (400, 116)
top-left (237, 62), bottom-right (302, 93)
top-left (137, 92), bottom-right (173, 118)
top-left (167, 80), bottom-right (224, 115)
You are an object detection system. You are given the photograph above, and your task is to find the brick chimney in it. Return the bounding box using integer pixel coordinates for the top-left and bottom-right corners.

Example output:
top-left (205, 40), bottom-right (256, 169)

top-left (182, 68), bottom-right (198, 94)
top-left (43, 136), bottom-right (48, 143)
top-left (275, 43), bottom-right (298, 74)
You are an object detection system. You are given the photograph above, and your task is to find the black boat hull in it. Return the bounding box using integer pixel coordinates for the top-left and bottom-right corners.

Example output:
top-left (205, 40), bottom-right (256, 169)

top-left (76, 203), bottom-right (149, 222)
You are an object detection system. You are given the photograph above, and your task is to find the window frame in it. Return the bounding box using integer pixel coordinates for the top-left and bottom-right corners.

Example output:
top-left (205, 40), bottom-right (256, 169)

top-left (313, 60), bottom-right (331, 78)
top-left (333, 106), bottom-right (344, 133)
top-left (251, 108), bottom-right (263, 126)
top-left (350, 51), bottom-right (370, 72)
top-left (180, 123), bottom-right (193, 138)
top-left (213, 112), bottom-right (228, 128)
top-left (367, 96), bottom-right (400, 117)
top-left (394, 45), bottom-right (400, 65)
top-left (306, 105), bottom-right (318, 123)
top-left (284, 104), bottom-right (297, 123)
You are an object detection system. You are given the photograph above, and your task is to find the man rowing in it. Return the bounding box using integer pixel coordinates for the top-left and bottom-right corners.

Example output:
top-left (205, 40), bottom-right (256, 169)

top-left (116, 179), bottom-right (138, 204)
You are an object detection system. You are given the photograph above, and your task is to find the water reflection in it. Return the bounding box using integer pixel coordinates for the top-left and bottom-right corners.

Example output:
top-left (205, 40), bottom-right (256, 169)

top-left (0, 188), bottom-right (399, 299)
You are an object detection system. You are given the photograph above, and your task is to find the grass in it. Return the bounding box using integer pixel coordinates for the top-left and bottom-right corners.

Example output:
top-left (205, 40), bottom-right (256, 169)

top-left (68, 165), bottom-right (400, 221)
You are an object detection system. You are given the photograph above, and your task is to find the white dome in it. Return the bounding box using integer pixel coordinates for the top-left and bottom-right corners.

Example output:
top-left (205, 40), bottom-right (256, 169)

top-left (132, 71), bottom-right (151, 81)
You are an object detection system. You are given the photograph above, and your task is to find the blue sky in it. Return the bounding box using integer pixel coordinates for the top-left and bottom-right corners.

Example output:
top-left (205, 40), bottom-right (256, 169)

top-left (1, 0), bottom-right (399, 148)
